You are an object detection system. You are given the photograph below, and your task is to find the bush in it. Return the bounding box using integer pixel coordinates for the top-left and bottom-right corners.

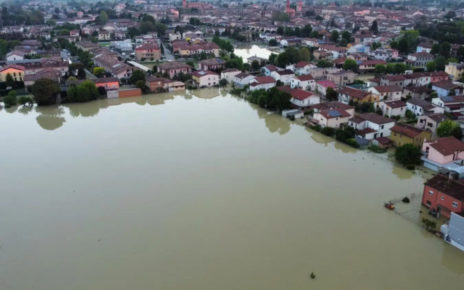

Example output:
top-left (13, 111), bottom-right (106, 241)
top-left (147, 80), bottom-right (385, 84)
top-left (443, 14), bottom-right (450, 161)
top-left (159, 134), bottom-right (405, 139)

top-left (395, 144), bottom-right (422, 169)
top-left (18, 95), bottom-right (33, 106)
top-left (219, 79), bottom-right (228, 87)
top-left (368, 145), bottom-right (387, 153)
top-left (3, 90), bottom-right (17, 108)
top-left (345, 138), bottom-right (360, 148)
top-left (321, 127), bottom-right (335, 136)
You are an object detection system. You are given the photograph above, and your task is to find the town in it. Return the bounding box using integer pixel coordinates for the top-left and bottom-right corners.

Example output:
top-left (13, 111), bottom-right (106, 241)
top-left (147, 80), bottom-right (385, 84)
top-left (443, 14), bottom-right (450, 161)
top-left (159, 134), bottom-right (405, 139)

top-left (2, 0), bottom-right (464, 254)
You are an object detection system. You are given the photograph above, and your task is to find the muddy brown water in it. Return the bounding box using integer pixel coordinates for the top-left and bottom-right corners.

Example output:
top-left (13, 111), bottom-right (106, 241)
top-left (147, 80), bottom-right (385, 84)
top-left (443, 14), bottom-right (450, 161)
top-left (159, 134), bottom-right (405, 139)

top-left (0, 88), bottom-right (463, 290)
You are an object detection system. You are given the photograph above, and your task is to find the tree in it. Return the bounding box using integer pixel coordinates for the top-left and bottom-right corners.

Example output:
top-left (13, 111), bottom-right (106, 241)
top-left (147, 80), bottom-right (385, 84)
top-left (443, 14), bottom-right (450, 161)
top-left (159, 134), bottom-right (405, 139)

top-left (18, 95), bottom-right (33, 106)
top-left (269, 39), bottom-right (278, 46)
top-left (437, 120), bottom-right (462, 139)
top-left (426, 61), bottom-right (436, 72)
top-left (135, 80), bottom-right (146, 90)
top-left (326, 87), bottom-right (338, 101)
top-left (129, 70), bottom-right (146, 84)
top-left (3, 90), bottom-right (17, 108)
top-left (343, 59), bottom-right (358, 71)
top-left (375, 64), bottom-right (386, 74)
top-left (93, 67), bottom-right (105, 77)
top-left (395, 144), bottom-right (422, 169)
top-left (251, 60), bottom-right (260, 71)
top-left (5, 73), bottom-right (14, 88)
top-left (67, 80), bottom-right (99, 103)
top-left (98, 11), bottom-right (108, 25)
top-left (370, 20), bottom-right (378, 34)
top-left (32, 78), bottom-right (60, 106)
top-left (330, 30), bottom-right (339, 43)
top-left (219, 79), bottom-right (228, 87)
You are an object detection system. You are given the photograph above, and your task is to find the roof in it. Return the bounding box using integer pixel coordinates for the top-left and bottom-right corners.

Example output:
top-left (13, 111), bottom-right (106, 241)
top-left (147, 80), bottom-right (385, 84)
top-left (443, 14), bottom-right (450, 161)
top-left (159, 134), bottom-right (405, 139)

top-left (0, 64), bottom-right (25, 72)
top-left (319, 109), bottom-right (351, 119)
top-left (192, 70), bottom-right (218, 77)
top-left (295, 61), bottom-right (311, 68)
top-left (158, 61), bottom-right (191, 70)
top-left (391, 124), bottom-right (425, 138)
top-left (407, 98), bottom-right (434, 110)
top-left (278, 86), bottom-right (313, 100)
top-left (317, 80), bottom-right (336, 88)
top-left (425, 174), bottom-right (464, 201)
top-left (135, 43), bottom-right (160, 51)
top-left (433, 81), bottom-right (461, 91)
top-left (94, 77), bottom-right (119, 83)
top-left (297, 74), bottom-right (314, 81)
top-left (356, 113), bottom-right (393, 125)
top-left (199, 58), bottom-right (225, 66)
top-left (253, 76), bottom-right (276, 84)
top-left (276, 69), bottom-right (294, 76)
top-left (374, 85), bottom-right (402, 93)
top-left (339, 87), bottom-right (369, 100)
top-left (384, 100), bottom-right (406, 108)
top-left (428, 137), bottom-right (464, 156)
top-left (263, 65), bottom-right (278, 72)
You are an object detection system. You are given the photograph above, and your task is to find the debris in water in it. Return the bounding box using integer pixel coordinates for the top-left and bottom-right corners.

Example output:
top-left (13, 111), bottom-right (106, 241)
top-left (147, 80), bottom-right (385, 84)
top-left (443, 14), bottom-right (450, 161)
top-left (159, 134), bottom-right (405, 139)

top-left (310, 272), bottom-right (316, 279)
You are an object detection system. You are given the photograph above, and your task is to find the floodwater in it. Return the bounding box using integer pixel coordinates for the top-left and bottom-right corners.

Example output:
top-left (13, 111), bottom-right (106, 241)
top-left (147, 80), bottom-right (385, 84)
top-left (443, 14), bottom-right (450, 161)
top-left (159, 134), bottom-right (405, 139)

top-left (0, 88), bottom-right (463, 290)
top-left (234, 45), bottom-right (280, 62)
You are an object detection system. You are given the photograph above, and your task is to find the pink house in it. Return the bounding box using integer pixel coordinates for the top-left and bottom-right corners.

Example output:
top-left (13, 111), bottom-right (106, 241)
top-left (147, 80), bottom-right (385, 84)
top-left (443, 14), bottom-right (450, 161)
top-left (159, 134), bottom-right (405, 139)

top-left (316, 80), bottom-right (336, 96)
top-left (422, 174), bottom-right (464, 218)
top-left (311, 102), bottom-right (354, 128)
top-left (422, 137), bottom-right (464, 165)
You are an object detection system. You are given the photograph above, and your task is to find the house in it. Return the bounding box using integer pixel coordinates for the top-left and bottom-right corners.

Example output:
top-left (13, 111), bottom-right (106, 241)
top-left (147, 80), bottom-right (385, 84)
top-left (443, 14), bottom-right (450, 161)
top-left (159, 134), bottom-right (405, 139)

top-left (403, 86), bottom-right (432, 99)
top-left (271, 69), bottom-right (295, 85)
top-left (327, 70), bottom-right (357, 87)
top-left (368, 86), bottom-right (402, 101)
top-left (407, 52), bottom-right (434, 68)
top-left (278, 86), bottom-right (320, 108)
top-left (348, 113), bottom-right (395, 140)
top-left (422, 174), bottom-right (464, 218)
top-left (158, 62), bottom-right (192, 79)
top-left (135, 43), bottom-right (161, 61)
top-left (432, 81), bottom-right (463, 98)
top-left (293, 61), bottom-right (313, 75)
top-left (407, 98), bottom-right (444, 116)
top-left (359, 60), bottom-right (386, 72)
top-left (146, 76), bottom-right (184, 92)
top-left (249, 76), bottom-right (276, 91)
top-left (311, 102), bottom-right (355, 128)
top-left (422, 137), bottom-right (464, 174)
top-left (6, 50), bottom-right (25, 63)
top-left (172, 40), bottom-right (220, 57)
top-left (220, 68), bottom-right (241, 82)
top-left (98, 30), bottom-right (111, 41)
top-left (338, 87), bottom-right (378, 104)
top-left (94, 77), bottom-right (120, 91)
top-left (416, 113), bottom-right (447, 137)
top-left (432, 95), bottom-right (464, 114)
top-left (24, 68), bottom-right (61, 86)
top-left (290, 75), bottom-right (315, 91)
top-left (233, 73), bottom-right (255, 88)
top-left (261, 65), bottom-right (279, 76)
top-left (316, 80), bottom-right (336, 96)
top-left (430, 71), bottom-right (450, 83)
top-left (377, 100), bottom-right (406, 118)
top-left (445, 62), bottom-right (464, 80)
top-left (0, 64), bottom-right (25, 82)
top-left (389, 124), bottom-right (431, 147)
top-left (380, 75), bottom-right (406, 87)
top-left (198, 58), bottom-right (225, 72)
top-left (192, 70), bottom-right (219, 87)
top-left (441, 212), bottom-right (464, 251)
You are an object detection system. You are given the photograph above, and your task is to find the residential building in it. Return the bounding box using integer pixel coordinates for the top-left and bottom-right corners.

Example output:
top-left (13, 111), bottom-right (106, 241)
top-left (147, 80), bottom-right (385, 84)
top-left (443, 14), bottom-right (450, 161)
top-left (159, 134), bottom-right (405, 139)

top-left (338, 87), bottom-right (378, 104)
top-left (416, 113), bottom-right (447, 137)
top-left (316, 80), bottom-right (336, 96)
top-left (441, 212), bottom-right (464, 251)
top-left (249, 76), bottom-right (276, 91)
top-left (94, 77), bottom-right (120, 90)
top-left (327, 71), bottom-right (357, 87)
top-left (432, 95), bottom-right (464, 114)
top-left (135, 43), bottom-right (161, 61)
top-left (407, 52), bottom-right (434, 68)
top-left (377, 100), bottom-right (406, 118)
top-left (445, 62), bottom-right (464, 80)
top-left (406, 98), bottom-right (444, 116)
top-left (389, 124), bottom-right (431, 147)
top-left (220, 68), bottom-right (241, 82)
top-left (278, 86), bottom-right (320, 108)
top-left (233, 73), bottom-right (255, 88)
top-left (0, 64), bottom-right (25, 82)
top-left (311, 102), bottom-right (355, 129)
top-left (198, 58), bottom-right (225, 72)
top-left (270, 69), bottom-right (295, 85)
top-left (368, 86), bottom-right (402, 101)
top-left (359, 60), bottom-right (386, 72)
top-left (423, 137), bottom-right (464, 169)
top-left (158, 62), bottom-right (192, 79)
top-left (348, 113), bottom-right (395, 140)
top-left (422, 174), bottom-right (464, 219)
top-left (192, 70), bottom-right (219, 87)
top-left (290, 75), bottom-right (315, 91)
top-left (432, 81), bottom-right (463, 98)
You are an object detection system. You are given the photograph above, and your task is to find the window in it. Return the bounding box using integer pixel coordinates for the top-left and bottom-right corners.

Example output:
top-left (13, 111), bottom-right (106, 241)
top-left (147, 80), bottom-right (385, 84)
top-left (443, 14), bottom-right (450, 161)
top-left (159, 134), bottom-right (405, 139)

top-left (429, 190), bottom-right (434, 196)
top-left (452, 201), bottom-right (458, 208)
top-left (440, 196), bottom-right (445, 201)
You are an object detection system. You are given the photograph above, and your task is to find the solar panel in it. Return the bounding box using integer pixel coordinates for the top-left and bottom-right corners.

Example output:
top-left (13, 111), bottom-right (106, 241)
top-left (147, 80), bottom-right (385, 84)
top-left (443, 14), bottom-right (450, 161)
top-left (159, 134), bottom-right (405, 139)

top-left (328, 110), bottom-right (341, 117)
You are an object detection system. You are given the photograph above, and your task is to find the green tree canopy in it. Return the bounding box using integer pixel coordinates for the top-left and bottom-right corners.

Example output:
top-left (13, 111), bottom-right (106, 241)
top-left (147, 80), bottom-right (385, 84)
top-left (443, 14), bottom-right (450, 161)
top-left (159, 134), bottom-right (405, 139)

top-left (32, 78), bottom-right (60, 106)
top-left (343, 59), bottom-right (358, 71)
top-left (437, 120), bottom-right (462, 139)
top-left (395, 144), bottom-right (422, 169)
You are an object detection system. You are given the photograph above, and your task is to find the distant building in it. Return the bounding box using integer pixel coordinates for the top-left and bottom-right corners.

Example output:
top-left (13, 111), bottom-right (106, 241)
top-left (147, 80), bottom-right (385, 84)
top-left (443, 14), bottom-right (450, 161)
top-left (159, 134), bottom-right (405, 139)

top-left (422, 174), bottom-right (464, 219)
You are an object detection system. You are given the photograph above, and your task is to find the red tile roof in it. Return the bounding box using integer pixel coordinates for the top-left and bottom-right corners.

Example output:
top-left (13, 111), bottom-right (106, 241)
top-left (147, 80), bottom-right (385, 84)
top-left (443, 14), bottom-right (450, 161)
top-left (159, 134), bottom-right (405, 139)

top-left (391, 124), bottom-right (425, 138)
top-left (428, 137), bottom-right (464, 156)
top-left (425, 174), bottom-right (464, 201)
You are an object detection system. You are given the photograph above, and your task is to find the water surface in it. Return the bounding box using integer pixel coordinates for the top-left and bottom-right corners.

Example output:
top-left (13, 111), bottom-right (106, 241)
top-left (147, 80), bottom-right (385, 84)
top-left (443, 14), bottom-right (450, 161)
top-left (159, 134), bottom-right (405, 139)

top-left (0, 88), bottom-right (463, 290)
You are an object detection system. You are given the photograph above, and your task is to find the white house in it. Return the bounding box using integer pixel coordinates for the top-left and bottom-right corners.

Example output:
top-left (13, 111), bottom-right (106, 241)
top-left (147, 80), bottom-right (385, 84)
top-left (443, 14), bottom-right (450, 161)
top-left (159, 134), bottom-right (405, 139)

top-left (368, 86), bottom-right (402, 101)
top-left (6, 50), bottom-right (24, 63)
top-left (249, 76), bottom-right (276, 91)
top-left (192, 70), bottom-right (219, 87)
top-left (316, 80), bottom-right (337, 96)
top-left (348, 113), bottom-right (395, 140)
top-left (377, 100), bottom-right (407, 118)
top-left (279, 87), bottom-right (320, 108)
top-left (220, 68), bottom-right (241, 82)
top-left (407, 98), bottom-right (444, 116)
top-left (271, 69), bottom-right (295, 85)
top-left (233, 73), bottom-right (255, 88)
top-left (441, 212), bottom-right (464, 252)
top-left (290, 75), bottom-right (316, 91)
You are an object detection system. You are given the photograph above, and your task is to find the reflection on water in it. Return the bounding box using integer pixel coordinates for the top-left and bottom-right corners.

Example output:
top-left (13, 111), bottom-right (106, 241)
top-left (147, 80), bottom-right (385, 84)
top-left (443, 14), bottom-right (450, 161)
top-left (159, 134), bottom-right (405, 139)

top-left (253, 103), bottom-right (291, 135)
top-left (5, 106), bottom-right (17, 114)
top-left (233, 45), bottom-right (280, 62)
top-left (309, 129), bottom-right (334, 147)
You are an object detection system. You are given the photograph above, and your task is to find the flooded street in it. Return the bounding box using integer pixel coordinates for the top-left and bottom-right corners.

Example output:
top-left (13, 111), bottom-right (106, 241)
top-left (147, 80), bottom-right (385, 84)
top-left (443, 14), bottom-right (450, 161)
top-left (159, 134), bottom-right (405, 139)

top-left (0, 88), bottom-right (463, 290)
